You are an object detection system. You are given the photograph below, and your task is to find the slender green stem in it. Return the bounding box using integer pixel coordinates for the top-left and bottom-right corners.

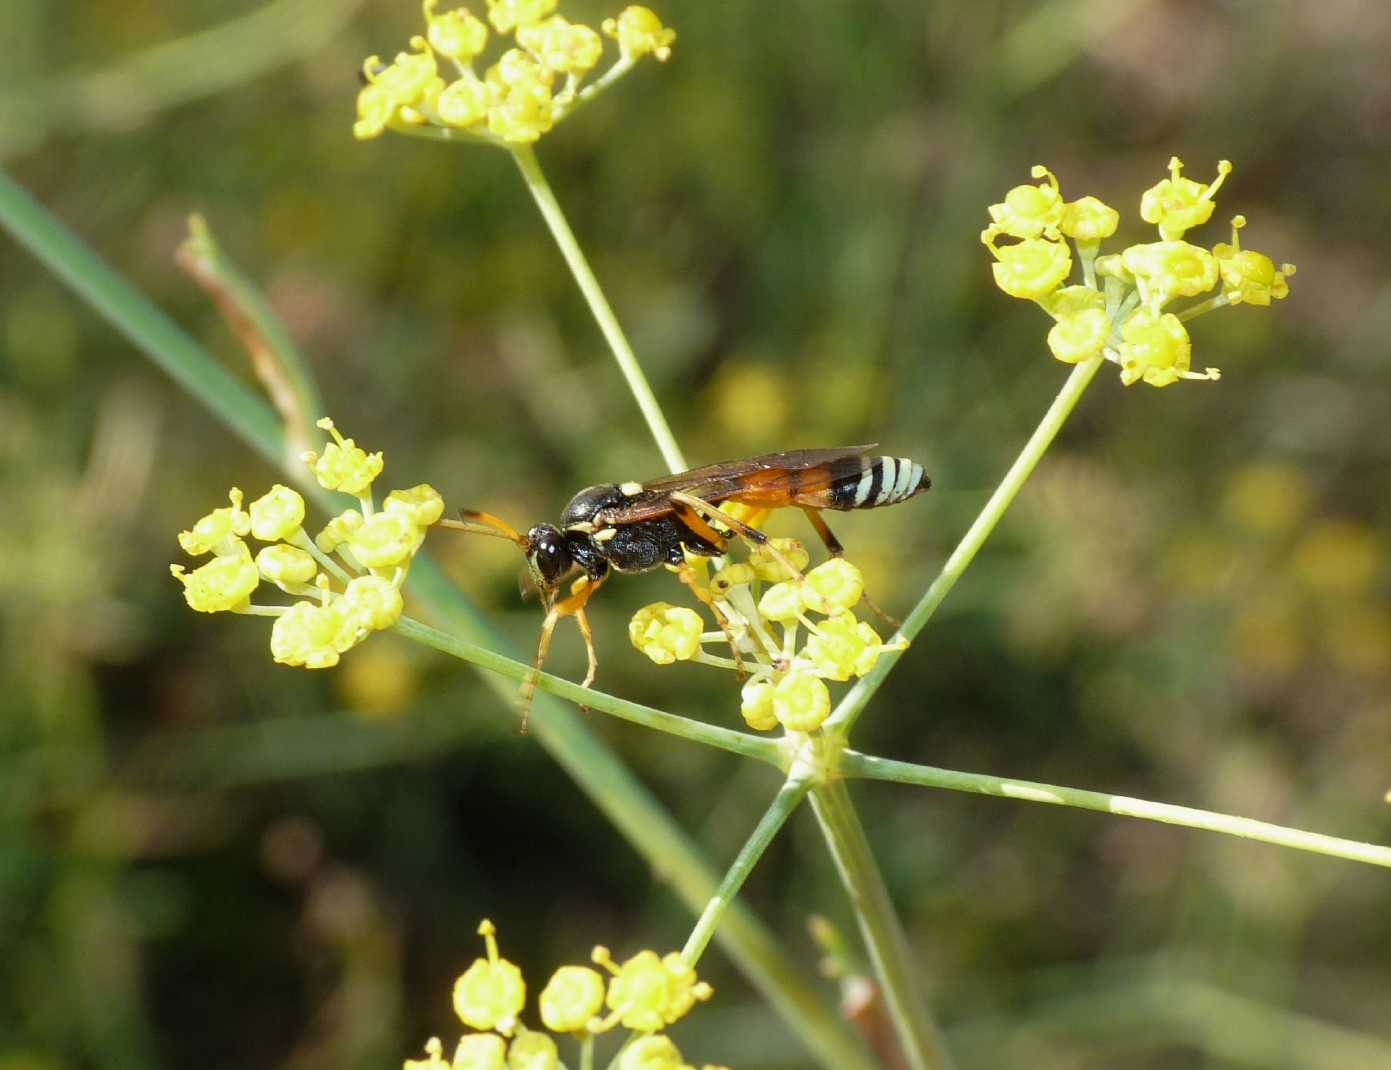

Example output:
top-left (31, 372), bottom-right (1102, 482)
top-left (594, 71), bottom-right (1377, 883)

top-left (392, 614), bottom-right (782, 766)
top-left (1176, 292), bottom-right (1232, 322)
top-left (824, 356), bottom-right (1104, 737)
top-left (509, 144), bottom-right (688, 474)
top-left (841, 750), bottom-right (1391, 869)
top-left (579, 1034), bottom-right (594, 1070)
top-left (810, 780), bottom-right (955, 1070)
top-left (682, 774), bottom-right (813, 966)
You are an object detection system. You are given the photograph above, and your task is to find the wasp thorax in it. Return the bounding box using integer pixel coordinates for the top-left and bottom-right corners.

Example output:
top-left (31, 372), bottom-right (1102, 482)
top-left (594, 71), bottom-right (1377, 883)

top-left (526, 523), bottom-right (573, 588)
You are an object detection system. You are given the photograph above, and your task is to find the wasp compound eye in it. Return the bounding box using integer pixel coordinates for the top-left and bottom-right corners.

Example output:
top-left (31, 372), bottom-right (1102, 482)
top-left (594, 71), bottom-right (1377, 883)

top-left (527, 525), bottom-right (572, 586)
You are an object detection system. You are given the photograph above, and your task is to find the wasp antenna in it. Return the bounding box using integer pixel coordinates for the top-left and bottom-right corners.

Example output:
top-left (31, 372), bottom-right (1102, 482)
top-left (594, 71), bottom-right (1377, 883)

top-left (438, 509), bottom-right (528, 547)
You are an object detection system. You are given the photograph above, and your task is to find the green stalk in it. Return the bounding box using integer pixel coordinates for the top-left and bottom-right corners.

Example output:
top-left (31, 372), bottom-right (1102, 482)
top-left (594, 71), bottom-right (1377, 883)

top-left (393, 614), bottom-right (781, 766)
top-left (841, 750), bottom-right (1391, 869)
top-left (681, 774), bottom-right (813, 966)
top-left (509, 144), bottom-right (688, 474)
top-left (810, 780), bottom-right (956, 1070)
top-left (825, 355), bottom-right (1104, 736)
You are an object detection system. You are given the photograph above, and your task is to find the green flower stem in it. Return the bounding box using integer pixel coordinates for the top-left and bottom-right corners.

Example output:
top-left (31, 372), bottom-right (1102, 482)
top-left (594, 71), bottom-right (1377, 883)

top-left (682, 774), bottom-right (813, 966)
top-left (1176, 292), bottom-right (1232, 322)
top-left (392, 614), bottom-right (782, 766)
top-left (824, 355), bottom-right (1104, 737)
top-left (840, 750), bottom-right (1391, 869)
top-left (810, 780), bottom-right (956, 1070)
top-left (509, 143), bottom-right (688, 474)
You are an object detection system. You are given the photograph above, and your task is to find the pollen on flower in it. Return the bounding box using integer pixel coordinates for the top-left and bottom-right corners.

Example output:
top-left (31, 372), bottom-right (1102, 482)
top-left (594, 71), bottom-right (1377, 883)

top-left (987, 164), bottom-right (1065, 240)
top-left (453, 919), bottom-right (526, 1034)
top-left (1213, 216), bottom-right (1295, 306)
top-left (538, 965), bottom-right (606, 1033)
top-left (602, 6), bottom-right (676, 61)
top-left (629, 603), bottom-right (703, 664)
top-left (1140, 157), bottom-right (1232, 241)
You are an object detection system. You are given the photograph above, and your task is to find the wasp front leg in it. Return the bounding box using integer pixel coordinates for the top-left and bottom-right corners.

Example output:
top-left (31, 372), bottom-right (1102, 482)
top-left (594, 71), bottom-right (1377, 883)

top-left (519, 572), bottom-right (606, 729)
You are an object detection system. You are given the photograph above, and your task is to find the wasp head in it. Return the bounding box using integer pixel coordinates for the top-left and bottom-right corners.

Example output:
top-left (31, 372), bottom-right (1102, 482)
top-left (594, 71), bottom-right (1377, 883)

top-left (524, 523), bottom-right (573, 595)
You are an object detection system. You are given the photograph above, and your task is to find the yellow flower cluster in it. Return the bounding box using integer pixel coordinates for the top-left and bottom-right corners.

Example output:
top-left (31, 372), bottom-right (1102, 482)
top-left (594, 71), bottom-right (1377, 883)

top-left (405, 919), bottom-right (730, 1070)
top-left (355, 0), bottom-right (674, 144)
top-left (629, 541), bottom-right (906, 734)
top-left (170, 418), bottom-right (442, 670)
top-left (982, 158), bottom-right (1295, 388)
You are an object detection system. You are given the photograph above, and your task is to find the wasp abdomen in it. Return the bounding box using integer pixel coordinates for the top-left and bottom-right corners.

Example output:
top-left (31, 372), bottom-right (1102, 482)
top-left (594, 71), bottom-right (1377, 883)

top-left (825, 455), bottom-right (929, 510)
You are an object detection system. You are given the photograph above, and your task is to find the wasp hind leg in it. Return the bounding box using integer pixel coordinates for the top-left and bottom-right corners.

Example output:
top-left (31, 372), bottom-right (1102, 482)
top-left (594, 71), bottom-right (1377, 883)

top-left (670, 492), bottom-right (807, 584)
top-left (519, 573), bottom-right (606, 730)
top-left (800, 506), bottom-right (902, 630)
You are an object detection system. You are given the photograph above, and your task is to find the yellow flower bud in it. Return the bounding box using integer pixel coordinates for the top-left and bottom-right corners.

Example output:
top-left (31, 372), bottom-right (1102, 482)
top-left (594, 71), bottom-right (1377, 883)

top-left (599, 949), bottom-right (711, 1032)
top-left (349, 511), bottom-right (421, 568)
top-left (304, 418), bottom-right (383, 496)
top-left (506, 1031), bottom-right (558, 1070)
top-left (708, 562), bottom-right (756, 596)
top-left (602, 6), bottom-right (676, 61)
top-left (739, 679), bottom-right (778, 731)
top-left (1060, 195), bottom-right (1119, 241)
top-left (518, 16), bottom-right (604, 74)
top-left (618, 1035), bottom-right (686, 1070)
top-left (1121, 241), bottom-right (1218, 302)
top-left (487, 80), bottom-right (555, 143)
top-left (628, 603), bottom-right (703, 664)
top-left (385, 484), bottom-right (446, 527)
top-left (178, 487), bottom-right (251, 556)
top-left (425, 1), bottom-right (489, 60)
top-left (802, 612), bottom-right (869, 682)
top-left (249, 484), bottom-right (306, 542)
top-left (454, 919), bottom-right (526, 1034)
top-left (374, 39), bottom-right (439, 107)
top-left (452, 1034), bottom-right (508, 1070)
top-left (1139, 157), bottom-right (1231, 241)
top-left (439, 74), bottom-right (491, 127)
top-left (757, 581), bottom-right (802, 622)
top-left (354, 82), bottom-right (395, 140)
top-left (255, 544), bottom-right (318, 586)
top-left (1117, 309), bottom-right (1217, 388)
top-left (341, 575), bottom-right (405, 631)
top-left (171, 543), bottom-right (260, 613)
top-left (802, 559), bottom-right (864, 615)
top-left (404, 1037), bottom-right (452, 1070)
top-left (539, 965), bottom-right (606, 1033)
top-left (1044, 286), bottom-right (1110, 364)
top-left (772, 670), bottom-right (831, 732)
top-left (486, 0), bottom-right (558, 34)
top-left (748, 537), bottom-right (810, 582)
top-left (986, 165), bottom-right (1064, 240)
top-left (1212, 216), bottom-right (1294, 306)
top-left (316, 509), bottom-right (364, 553)
top-left (270, 600), bottom-right (354, 668)
top-left (983, 232), bottom-right (1072, 300)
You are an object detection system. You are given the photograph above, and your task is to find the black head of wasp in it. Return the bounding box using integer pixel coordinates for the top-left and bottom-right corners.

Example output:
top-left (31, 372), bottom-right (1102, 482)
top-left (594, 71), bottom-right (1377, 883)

top-left (438, 446), bottom-right (930, 724)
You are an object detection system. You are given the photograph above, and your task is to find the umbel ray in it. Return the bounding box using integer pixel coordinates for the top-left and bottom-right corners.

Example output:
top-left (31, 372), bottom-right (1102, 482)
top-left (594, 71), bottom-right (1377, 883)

top-left (439, 446), bottom-right (930, 718)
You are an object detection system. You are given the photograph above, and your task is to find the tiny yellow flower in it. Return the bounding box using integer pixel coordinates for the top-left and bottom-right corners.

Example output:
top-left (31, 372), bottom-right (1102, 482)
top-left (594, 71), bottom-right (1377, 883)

top-left (518, 16), bottom-right (605, 74)
top-left (249, 484), bottom-right (307, 542)
top-left (486, 0), bottom-right (558, 34)
top-left (708, 562), bottom-right (756, 596)
top-left (539, 965), bottom-right (606, 1033)
top-left (350, 511), bottom-right (422, 568)
top-left (439, 74), bottom-right (492, 127)
top-left (341, 575), bottom-right (405, 631)
top-left (618, 1035), bottom-right (687, 1070)
top-left (748, 537), bottom-right (810, 582)
top-left (505, 1031), bottom-right (558, 1070)
top-left (374, 38), bottom-right (440, 107)
top-left (982, 230), bottom-right (1072, 301)
top-left (171, 543), bottom-right (260, 613)
top-left (355, 80), bottom-right (396, 140)
top-left (802, 559), bottom-right (864, 615)
top-left (488, 48), bottom-right (556, 91)
top-left (602, 6), bottom-right (675, 61)
top-left (802, 612), bottom-right (877, 682)
top-left (1060, 195), bottom-right (1119, 242)
top-left (454, 919), bottom-right (526, 1034)
top-left (757, 581), bottom-right (803, 623)
top-left (255, 544), bottom-right (318, 586)
top-left (739, 679), bottom-right (777, 732)
top-left (1044, 286), bottom-right (1110, 364)
top-left (1117, 309), bottom-right (1218, 388)
top-left (303, 418), bottom-right (383, 496)
top-left (270, 600), bottom-right (353, 668)
top-left (596, 948), bottom-right (712, 1033)
top-left (425, 0), bottom-right (490, 60)
top-left (1121, 240), bottom-right (1218, 303)
top-left (404, 1037), bottom-right (451, 1070)
top-left (987, 165), bottom-right (1065, 240)
top-left (1212, 216), bottom-right (1295, 306)
top-left (1140, 157), bottom-right (1231, 241)
top-left (453, 1033), bottom-right (508, 1070)
top-left (385, 484), bottom-right (446, 528)
top-left (317, 508), bottom-right (365, 553)
top-left (178, 487), bottom-right (251, 556)
top-left (772, 670), bottom-right (831, 732)
top-left (629, 603), bottom-right (703, 664)
top-left (488, 80), bottom-right (556, 143)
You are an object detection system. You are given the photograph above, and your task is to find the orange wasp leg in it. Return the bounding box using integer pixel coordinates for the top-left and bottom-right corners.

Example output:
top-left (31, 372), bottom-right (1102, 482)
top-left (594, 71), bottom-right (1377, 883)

top-left (799, 506), bottom-right (902, 630)
top-left (669, 492), bottom-right (807, 583)
top-left (519, 572), bottom-right (607, 729)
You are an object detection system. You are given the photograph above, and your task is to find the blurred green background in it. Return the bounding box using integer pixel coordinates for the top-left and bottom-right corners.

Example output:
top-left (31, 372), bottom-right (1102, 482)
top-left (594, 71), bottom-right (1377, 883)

top-left (3, 1), bottom-right (1390, 1067)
